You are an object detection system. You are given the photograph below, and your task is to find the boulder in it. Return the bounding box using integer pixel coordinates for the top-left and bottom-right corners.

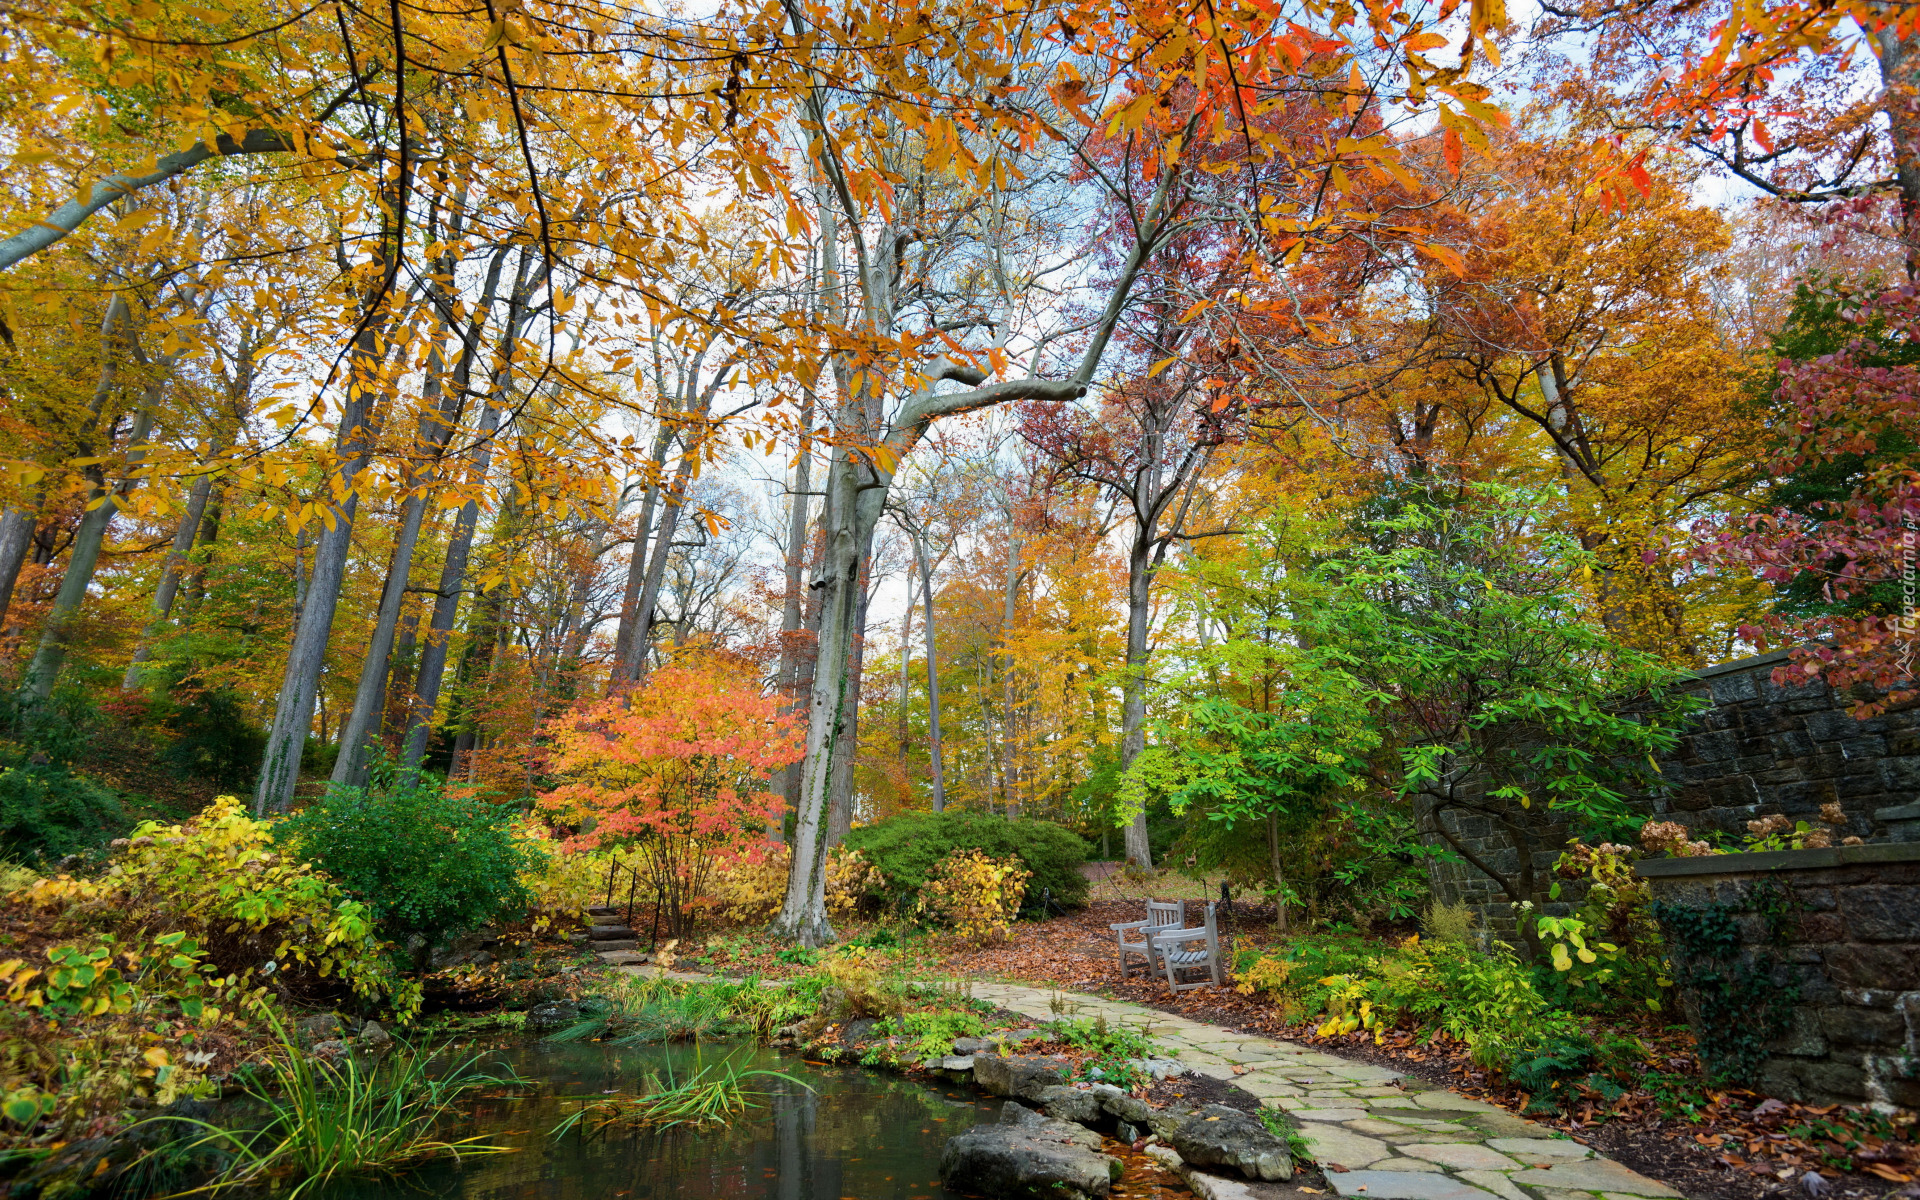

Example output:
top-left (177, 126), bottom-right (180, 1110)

top-left (1170, 1104), bottom-right (1293, 1182)
top-left (1037, 1085), bottom-right (1105, 1126)
top-left (1101, 1092), bottom-right (1154, 1126)
top-left (842, 1018), bottom-right (882, 1045)
top-left (358, 1021), bottom-right (393, 1055)
top-left (309, 1039), bottom-right (351, 1066)
top-left (973, 1054), bottom-right (1071, 1101)
top-left (1135, 1058), bottom-right (1188, 1080)
top-left (941, 1056), bottom-right (977, 1072)
top-left (940, 1102), bottom-right (1121, 1199)
top-left (527, 1001), bottom-right (582, 1032)
top-left (1148, 1104), bottom-right (1196, 1140)
top-left (954, 1036), bottom-right (993, 1054)
top-left (295, 1013), bottom-right (346, 1046)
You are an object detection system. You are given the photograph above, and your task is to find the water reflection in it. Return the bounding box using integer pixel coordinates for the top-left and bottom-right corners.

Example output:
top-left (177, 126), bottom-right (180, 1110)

top-left (323, 1041), bottom-right (1001, 1200)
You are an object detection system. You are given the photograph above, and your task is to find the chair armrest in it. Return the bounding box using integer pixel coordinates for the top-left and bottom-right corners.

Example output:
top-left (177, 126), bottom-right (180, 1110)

top-left (1150, 926), bottom-right (1207, 945)
top-left (1109, 920), bottom-right (1150, 932)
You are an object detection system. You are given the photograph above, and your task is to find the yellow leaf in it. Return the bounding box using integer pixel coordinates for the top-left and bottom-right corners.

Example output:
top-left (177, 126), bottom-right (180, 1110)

top-left (1147, 356), bottom-right (1178, 377)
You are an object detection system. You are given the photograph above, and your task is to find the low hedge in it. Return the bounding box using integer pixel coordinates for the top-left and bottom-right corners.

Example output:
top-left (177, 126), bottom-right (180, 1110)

top-left (843, 811), bottom-right (1090, 915)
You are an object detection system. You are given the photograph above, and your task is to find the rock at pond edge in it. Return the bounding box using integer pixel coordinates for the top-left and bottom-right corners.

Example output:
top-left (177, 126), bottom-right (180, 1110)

top-left (940, 1102), bottom-right (1122, 1199)
top-left (1170, 1103), bottom-right (1294, 1182)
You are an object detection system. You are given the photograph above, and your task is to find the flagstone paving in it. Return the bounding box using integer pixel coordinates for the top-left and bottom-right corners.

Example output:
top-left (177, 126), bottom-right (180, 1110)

top-left (961, 980), bottom-right (1684, 1200)
top-left (612, 960), bottom-right (1686, 1200)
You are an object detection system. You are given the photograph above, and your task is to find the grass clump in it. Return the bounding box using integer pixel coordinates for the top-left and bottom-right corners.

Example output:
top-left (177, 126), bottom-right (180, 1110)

top-left (552, 1055), bottom-right (806, 1134)
top-left (157, 1013), bottom-right (518, 1197)
top-left (1041, 1016), bottom-right (1160, 1087)
top-left (551, 974), bottom-right (745, 1045)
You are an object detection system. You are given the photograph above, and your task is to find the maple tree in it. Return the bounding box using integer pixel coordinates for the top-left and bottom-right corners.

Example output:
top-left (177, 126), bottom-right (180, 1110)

top-left (537, 660), bottom-right (803, 935)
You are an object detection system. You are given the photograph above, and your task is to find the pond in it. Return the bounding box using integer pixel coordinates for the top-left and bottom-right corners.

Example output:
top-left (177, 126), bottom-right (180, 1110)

top-left (326, 1040), bottom-right (1005, 1200)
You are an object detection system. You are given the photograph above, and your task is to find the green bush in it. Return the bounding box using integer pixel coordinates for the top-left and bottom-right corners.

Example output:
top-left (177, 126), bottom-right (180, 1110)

top-left (276, 773), bottom-right (536, 969)
top-left (1236, 933), bottom-right (1614, 1112)
top-left (843, 811), bottom-right (1090, 914)
top-left (0, 764), bottom-right (128, 859)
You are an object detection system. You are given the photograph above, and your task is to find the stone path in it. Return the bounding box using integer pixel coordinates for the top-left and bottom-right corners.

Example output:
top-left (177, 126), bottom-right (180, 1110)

top-left (603, 955), bottom-right (1685, 1200)
top-left (964, 981), bottom-right (1681, 1200)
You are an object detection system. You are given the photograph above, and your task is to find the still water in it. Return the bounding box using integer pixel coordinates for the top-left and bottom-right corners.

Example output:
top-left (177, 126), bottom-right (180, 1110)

top-left (331, 1041), bottom-right (1004, 1200)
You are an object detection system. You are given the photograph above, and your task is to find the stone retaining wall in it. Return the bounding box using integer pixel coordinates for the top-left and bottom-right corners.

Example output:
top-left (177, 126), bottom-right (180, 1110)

top-left (1636, 842), bottom-right (1920, 1110)
top-left (1426, 651), bottom-right (1920, 943)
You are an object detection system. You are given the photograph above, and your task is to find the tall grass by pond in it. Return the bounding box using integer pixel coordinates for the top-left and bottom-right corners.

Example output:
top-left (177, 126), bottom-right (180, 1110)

top-left (150, 1013), bottom-right (522, 1197)
top-left (551, 1053), bottom-right (808, 1133)
top-left (550, 972), bottom-right (811, 1044)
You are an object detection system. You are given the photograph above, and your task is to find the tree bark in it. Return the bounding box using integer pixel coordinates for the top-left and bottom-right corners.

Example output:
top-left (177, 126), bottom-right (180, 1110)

top-left (769, 397), bottom-right (815, 838)
top-left (122, 468), bottom-right (215, 688)
top-left (1119, 542), bottom-right (1155, 867)
top-left (825, 559), bottom-right (871, 848)
top-left (330, 340), bottom-right (470, 788)
top-left (0, 502), bottom-right (40, 635)
top-left (23, 411), bottom-right (152, 699)
top-left (913, 530), bottom-right (947, 812)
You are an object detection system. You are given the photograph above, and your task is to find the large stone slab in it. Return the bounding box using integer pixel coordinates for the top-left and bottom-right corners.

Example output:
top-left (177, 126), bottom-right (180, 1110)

top-left (1401, 1143), bottom-right (1521, 1171)
top-left (1296, 1125), bottom-right (1388, 1170)
top-left (939, 1103), bottom-right (1120, 1199)
top-left (1487, 1137), bottom-right (1590, 1161)
top-left (1506, 1160), bottom-right (1682, 1197)
top-left (973, 1054), bottom-right (1072, 1102)
top-left (1293, 1108), bottom-right (1369, 1122)
top-left (1327, 1170), bottom-right (1498, 1200)
top-left (1169, 1104), bottom-right (1293, 1182)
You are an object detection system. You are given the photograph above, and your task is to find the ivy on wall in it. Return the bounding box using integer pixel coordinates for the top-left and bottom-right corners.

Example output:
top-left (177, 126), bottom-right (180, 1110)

top-left (1650, 879), bottom-right (1802, 1085)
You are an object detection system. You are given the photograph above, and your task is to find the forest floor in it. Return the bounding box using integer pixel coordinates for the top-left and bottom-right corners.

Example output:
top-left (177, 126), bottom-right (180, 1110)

top-left (663, 900), bottom-right (1917, 1200)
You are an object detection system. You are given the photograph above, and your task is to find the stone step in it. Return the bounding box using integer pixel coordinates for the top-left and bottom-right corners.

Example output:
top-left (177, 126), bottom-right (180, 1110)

top-left (588, 925), bottom-right (636, 940)
top-left (594, 939), bottom-right (642, 953)
top-left (586, 906), bottom-right (619, 917)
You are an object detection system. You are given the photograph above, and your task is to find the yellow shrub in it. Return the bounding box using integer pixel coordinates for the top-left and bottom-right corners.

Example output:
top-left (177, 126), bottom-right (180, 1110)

top-left (514, 820), bottom-right (598, 933)
top-left (916, 851), bottom-right (1029, 944)
top-left (22, 796), bottom-right (417, 1020)
top-left (707, 845), bottom-right (882, 924)
top-left (1234, 955), bottom-right (1297, 996)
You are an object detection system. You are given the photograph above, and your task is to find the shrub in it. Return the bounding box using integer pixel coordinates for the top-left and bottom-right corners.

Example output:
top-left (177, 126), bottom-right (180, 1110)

top-left (535, 662), bottom-right (803, 938)
top-left (276, 776), bottom-right (537, 971)
top-left (916, 851), bottom-right (1028, 944)
top-left (1233, 932), bottom-right (1606, 1110)
top-left (843, 811), bottom-right (1089, 914)
top-left (706, 844), bottom-right (881, 925)
top-left (0, 764), bottom-right (127, 859)
top-left (22, 795), bottom-right (415, 1017)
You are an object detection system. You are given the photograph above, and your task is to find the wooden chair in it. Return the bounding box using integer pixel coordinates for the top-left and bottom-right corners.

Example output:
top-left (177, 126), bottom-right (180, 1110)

top-left (1110, 899), bottom-right (1185, 979)
top-left (1152, 901), bottom-right (1224, 993)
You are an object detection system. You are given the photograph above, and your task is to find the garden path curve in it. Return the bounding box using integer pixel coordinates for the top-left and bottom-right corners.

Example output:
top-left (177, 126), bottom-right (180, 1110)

top-left (613, 959), bottom-right (1685, 1200)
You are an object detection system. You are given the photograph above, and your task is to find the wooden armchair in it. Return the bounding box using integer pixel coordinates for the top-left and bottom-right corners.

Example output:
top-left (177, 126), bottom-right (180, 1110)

top-left (1110, 899), bottom-right (1185, 979)
top-left (1152, 901), bottom-right (1224, 993)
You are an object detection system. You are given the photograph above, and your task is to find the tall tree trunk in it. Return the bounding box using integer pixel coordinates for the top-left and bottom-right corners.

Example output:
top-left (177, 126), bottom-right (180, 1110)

top-left (122, 468), bottom-right (215, 688)
top-left (769, 398), bottom-right (815, 839)
top-left (23, 293), bottom-right (143, 700)
top-left (23, 410), bottom-right (152, 700)
top-left (775, 444), bottom-right (883, 946)
top-left (999, 530), bottom-right (1022, 818)
top-left (825, 559), bottom-right (871, 848)
top-left (913, 531), bottom-right (946, 813)
top-left (609, 423), bottom-right (679, 685)
top-left (1267, 813), bottom-right (1289, 933)
top-left (398, 398), bottom-right (504, 770)
top-left (1119, 542), bottom-right (1154, 868)
top-left (625, 438), bottom-right (698, 685)
top-left (179, 491), bottom-right (221, 618)
top-left (0, 502), bottom-right (40, 637)
top-left (253, 335), bottom-right (392, 811)
top-left (330, 342), bottom-right (470, 788)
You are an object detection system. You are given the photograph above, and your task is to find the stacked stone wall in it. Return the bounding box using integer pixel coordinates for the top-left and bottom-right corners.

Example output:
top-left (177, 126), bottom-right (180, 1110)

top-left (1637, 844), bottom-right (1920, 1110)
top-left (1424, 650), bottom-right (1920, 943)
